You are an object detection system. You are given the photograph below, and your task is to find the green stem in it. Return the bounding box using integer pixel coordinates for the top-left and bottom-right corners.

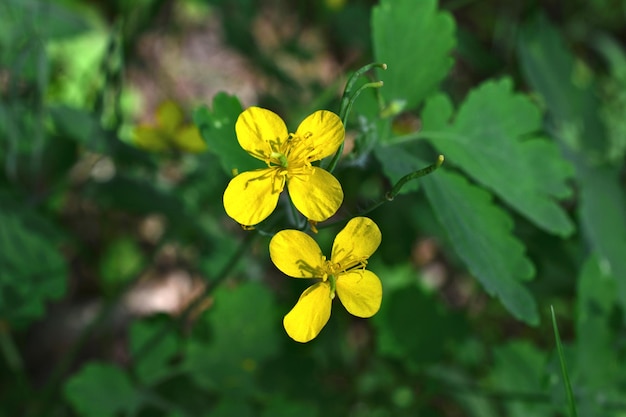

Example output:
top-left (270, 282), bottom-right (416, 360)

top-left (319, 155), bottom-right (444, 229)
top-left (326, 63), bottom-right (387, 174)
top-left (386, 155), bottom-right (445, 200)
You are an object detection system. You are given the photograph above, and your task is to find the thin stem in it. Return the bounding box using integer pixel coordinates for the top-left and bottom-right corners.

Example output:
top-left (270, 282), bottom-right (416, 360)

top-left (328, 81), bottom-right (384, 173)
top-left (326, 63), bottom-right (387, 174)
top-left (552, 306), bottom-right (579, 417)
top-left (387, 155), bottom-right (445, 200)
top-left (319, 155), bottom-right (444, 230)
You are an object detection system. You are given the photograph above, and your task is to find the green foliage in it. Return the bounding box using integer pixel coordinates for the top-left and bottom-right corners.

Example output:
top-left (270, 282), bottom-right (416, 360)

top-left (64, 363), bottom-right (139, 417)
top-left (372, 0), bottom-right (455, 111)
top-left (194, 92), bottom-right (264, 176)
top-left (0, 195), bottom-right (67, 327)
top-left (422, 168), bottom-right (538, 324)
top-left (421, 80), bottom-right (574, 237)
top-left (182, 282), bottom-right (280, 393)
top-left (4, 0), bottom-right (626, 416)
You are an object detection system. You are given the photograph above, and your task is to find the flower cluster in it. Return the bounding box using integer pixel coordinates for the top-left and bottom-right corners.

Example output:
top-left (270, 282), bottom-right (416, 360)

top-left (223, 107), bottom-right (382, 342)
top-left (134, 101), bottom-right (207, 154)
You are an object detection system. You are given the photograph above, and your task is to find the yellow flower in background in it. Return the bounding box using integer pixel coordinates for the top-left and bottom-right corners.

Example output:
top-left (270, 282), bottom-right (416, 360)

top-left (223, 107), bottom-right (344, 227)
top-left (269, 217), bottom-right (382, 343)
top-left (134, 100), bottom-right (207, 153)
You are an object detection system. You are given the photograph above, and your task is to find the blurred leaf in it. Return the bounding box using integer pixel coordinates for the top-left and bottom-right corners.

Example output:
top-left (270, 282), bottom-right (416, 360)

top-left (89, 175), bottom-right (185, 220)
top-left (1, 0), bottom-right (89, 45)
top-left (518, 15), bottom-right (607, 158)
top-left (209, 398), bottom-right (255, 417)
top-left (99, 237), bottom-right (145, 294)
top-left (261, 397), bottom-right (320, 417)
top-left (194, 93), bottom-right (264, 176)
top-left (372, 0), bottom-right (455, 111)
top-left (422, 168), bottom-right (539, 324)
top-left (64, 363), bottom-right (139, 417)
top-left (373, 282), bottom-right (465, 366)
top-left (0, 195), bottom-right (66, 327)
top-left (183, 282), bottom-right (279, 393)
top-left (49, 105), bottom-right (105, 146)
top-left (486, 341), bottom-right (554, 417)
top-left (518, 16), bottom-right (626, 318)
top-left (573, 255), bottom-right (620, 415)
top-left (130, 317), bottom-right (180, 386)
top-left (421, 81), bottom-right (574, 237)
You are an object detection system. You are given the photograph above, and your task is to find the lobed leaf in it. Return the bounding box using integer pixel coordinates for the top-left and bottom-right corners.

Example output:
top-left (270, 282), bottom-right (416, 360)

top-left (372, 0), bottom-right (456, 111)
top-left (421, 81), bottom-right (575, 236)
top-left (193, 92), bottom-right (265, 176)
top-left (422, 168), bottom-right (539, 324)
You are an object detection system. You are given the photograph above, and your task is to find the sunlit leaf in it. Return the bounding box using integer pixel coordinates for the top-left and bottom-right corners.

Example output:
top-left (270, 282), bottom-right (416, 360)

top-left (372, 0), bottom-right (456, 110)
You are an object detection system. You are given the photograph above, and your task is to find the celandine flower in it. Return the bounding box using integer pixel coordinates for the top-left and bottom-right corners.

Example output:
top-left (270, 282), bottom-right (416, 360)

top-left (269, 217), bottom-right (382, 343)
top-left (223, 107), bottom-right (344, 226)
top-left (134, 101), bottom-right (206, 153)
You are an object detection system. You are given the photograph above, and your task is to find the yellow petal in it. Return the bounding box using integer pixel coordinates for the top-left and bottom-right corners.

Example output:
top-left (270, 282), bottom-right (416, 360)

top-left (294, 110), bottom-right (344, 161)
top-left (331, 217), bottom-right (381, 266)
top-left (173, 125), bottom-right (207, 153)
top-left (134, 125), bottom-right (169, 152)
top-left (269, 230), bottom-right (324, 278)
top-left (236, 107), bottom-right (288, 161)
top-left (156, 101), bottom-right (184, 133)
top-left (288, 167), bottom-right (343, 222)
top-left (223, 169), bottom-right (283, 226)
top-left (336, 270), bottom-right (382, 318)
top-left (284, 282), bottom-right (332, 343)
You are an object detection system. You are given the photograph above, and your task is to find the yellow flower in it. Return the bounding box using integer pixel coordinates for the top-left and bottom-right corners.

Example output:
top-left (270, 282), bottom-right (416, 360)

top-left (223, 107), bottom-right (344, 226)
top-left (269, 217), bottom-right (382, 343)
top-left (134, 101), bottom-right (207, 153)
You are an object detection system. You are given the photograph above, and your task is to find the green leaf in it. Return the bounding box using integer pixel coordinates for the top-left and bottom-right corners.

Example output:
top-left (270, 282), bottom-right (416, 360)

top-left (183, 282), bottom-right (279, 393)
top-left (422, 168), bottom-right (539, 324)
top-left (486, 341), bottom-right (554, 417)
top-left (373, 280), bottom-right (465, 366)
top-left (518, 16), bottom-right (626, 318)
top-left (518, 15), bottom-right (607, 157)
top-left (193, 92), bottom-right (264, 176)
top-left (99, 237), bottom-right (146, 295)
top-left (130, 317), bottom-right (180, 386)
top-left (574, 255), bottom-right (621, 415)
top-left (0, 196), bottom-right (67, 327)
top-left (64, 363), bottom-right (139, 417)
top-left (372, 0), bottom-right (455, 111)
top-left (422, 81), bottom-right (575, 237)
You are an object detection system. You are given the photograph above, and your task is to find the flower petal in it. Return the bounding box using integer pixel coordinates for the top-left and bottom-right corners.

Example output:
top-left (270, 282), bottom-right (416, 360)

top-left (236, 107), bottom-right (288, 161)
top-left (269, 230), bottom-right (325, 278)
top-left (134, 126), bottom-right (169, 152)
top-left (331, 217), bottom-right (381, 266)
top-left (284, 282), bottom-right (332, 343)
top-left (156, 101), bottom-right (184, 133)
top-left (173, 125), bottom-right (207, 153)
top-left (295, 110), bottom-right (344, 161)
top-left (288, 167), bottom-right (343, 222)
top-left (336, 270), bottom-right (382, 318)
top-left (223, 169), bottom-right (283, 226)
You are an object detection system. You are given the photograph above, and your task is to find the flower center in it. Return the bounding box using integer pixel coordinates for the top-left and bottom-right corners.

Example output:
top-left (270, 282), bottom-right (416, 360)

top-left (267, 133), bottom-right (316, 177)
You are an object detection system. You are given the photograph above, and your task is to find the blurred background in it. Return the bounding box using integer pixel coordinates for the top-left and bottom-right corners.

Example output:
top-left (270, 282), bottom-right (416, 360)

top-left (2, 0), bottom-right (626, 416)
